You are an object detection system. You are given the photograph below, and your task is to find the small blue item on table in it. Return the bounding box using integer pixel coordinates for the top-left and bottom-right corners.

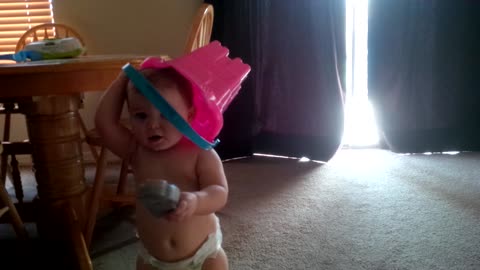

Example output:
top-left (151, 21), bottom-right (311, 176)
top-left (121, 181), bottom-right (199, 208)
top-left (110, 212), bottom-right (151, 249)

top-left (0, 50), bottom-right (44, 62)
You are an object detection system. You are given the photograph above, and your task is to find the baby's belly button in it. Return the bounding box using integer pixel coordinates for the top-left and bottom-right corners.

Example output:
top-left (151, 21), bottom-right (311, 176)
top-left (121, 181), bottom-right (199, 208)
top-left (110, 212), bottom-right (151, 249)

top-left (150, 235), bottom-right (184, 251)
top-left (167, 238), bottom-right (177, 249)
top-left (146, 237), bottom-right (194, 262)
top-left (149, 235), bottom-right (177, 249)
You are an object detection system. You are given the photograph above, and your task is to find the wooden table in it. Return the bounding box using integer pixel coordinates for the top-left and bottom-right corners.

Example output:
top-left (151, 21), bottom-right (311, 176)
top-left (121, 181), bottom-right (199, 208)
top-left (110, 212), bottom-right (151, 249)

top-left (0, 55), bottom-right (147, 270)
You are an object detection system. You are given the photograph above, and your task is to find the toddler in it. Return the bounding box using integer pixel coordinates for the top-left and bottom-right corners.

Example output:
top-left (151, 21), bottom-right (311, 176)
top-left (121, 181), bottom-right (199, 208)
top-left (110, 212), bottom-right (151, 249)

top-left (95, 66), bottom-right (228, 270)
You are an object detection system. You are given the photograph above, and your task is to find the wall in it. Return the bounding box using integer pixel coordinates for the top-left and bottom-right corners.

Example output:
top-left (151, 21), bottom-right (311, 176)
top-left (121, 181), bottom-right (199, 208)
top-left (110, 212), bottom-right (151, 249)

top-left (53, 0), bottom-right (202, 57)
top-left (4, 0), bottom-right (203, 164)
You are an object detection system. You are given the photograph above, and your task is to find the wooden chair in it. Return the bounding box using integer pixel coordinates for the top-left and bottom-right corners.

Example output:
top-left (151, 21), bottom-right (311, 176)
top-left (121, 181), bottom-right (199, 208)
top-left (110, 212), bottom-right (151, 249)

top-left (83, 120), bottom-right (135, 248)
top-left (0, 141), bottom-right (31, 204)
top-left (0, 176), bottom-right (28, 239)
top-left (0, 23), bottom-right (98, 205)
top-left (84, 4), bottom-right (215, 248)
top-left (15, 23), bottom-right (85, 52)
top-left (0, 101), bottom-right (29, 204)
top-left (184, 3), bottom-right (214, 54)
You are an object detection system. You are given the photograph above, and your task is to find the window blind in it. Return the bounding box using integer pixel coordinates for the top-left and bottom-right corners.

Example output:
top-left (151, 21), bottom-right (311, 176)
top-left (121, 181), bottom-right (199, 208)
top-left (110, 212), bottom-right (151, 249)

top-left (0, 0), bottom-right (53, 54)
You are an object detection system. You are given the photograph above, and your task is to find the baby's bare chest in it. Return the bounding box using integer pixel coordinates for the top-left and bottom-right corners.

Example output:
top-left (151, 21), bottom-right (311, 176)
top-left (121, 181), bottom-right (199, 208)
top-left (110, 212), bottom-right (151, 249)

top-left (132, 149), bottom-right (199, 191)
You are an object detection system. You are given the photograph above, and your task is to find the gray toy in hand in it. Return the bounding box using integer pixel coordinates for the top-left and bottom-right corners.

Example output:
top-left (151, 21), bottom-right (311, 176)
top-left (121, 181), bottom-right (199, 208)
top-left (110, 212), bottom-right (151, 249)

top-left (137, 180), bottom-right (180, 218)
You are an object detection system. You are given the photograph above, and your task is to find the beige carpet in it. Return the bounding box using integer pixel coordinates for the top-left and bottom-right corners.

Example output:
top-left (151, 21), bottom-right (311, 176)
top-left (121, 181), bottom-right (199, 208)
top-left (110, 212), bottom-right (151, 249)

top-left (218, 150), bottom-right (480, 269)
top-left (3, 149), bottom-right (480, 269)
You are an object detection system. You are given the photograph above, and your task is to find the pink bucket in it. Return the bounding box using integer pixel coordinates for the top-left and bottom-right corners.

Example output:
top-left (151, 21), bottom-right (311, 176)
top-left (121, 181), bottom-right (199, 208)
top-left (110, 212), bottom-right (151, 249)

top-left (139, 41), bottom-right (251, 142)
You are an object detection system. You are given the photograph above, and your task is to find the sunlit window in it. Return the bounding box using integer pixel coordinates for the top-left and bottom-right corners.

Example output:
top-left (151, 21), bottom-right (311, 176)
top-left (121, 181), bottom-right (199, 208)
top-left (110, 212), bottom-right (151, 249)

top-left (0, 0), bottom-right (54, 54)
top-left (343, 0), bottom-right (379, 147)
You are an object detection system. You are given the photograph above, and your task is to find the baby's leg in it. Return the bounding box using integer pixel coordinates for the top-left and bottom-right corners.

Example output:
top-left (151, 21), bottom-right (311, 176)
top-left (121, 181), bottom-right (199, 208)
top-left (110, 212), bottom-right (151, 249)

top-left (202, 248), bottom-right (228, 270)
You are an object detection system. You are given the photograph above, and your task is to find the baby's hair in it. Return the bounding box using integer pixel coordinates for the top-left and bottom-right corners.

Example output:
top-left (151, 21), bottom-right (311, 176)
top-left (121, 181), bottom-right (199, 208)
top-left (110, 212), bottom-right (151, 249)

top-left (126, 67), bottom-right (193, 108)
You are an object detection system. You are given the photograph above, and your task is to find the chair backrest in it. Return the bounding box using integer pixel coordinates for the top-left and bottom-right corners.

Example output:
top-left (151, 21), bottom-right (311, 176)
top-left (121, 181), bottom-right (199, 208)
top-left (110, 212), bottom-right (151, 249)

top-left (184, 4), bottom-right (214, 54)
top-left (15, 23), bottom-right (86, 53)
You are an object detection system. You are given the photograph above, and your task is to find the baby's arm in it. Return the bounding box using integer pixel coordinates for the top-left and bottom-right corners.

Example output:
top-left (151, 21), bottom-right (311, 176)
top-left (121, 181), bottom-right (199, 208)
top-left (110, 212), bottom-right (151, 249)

top-left (169, 149), bottom-right (228, 221)
top-left (94, 72), bottom-right (133, 159)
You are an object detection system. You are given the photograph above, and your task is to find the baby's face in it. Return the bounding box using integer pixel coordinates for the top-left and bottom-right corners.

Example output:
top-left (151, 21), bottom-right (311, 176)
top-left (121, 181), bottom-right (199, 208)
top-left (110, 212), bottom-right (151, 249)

top-left (127, 83), bottom-right (192, 151)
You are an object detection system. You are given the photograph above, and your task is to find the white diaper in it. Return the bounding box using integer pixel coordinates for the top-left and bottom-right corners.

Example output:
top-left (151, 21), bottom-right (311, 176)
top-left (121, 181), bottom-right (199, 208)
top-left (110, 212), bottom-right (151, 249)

top-left (138, 217), bottom-right (222, 270)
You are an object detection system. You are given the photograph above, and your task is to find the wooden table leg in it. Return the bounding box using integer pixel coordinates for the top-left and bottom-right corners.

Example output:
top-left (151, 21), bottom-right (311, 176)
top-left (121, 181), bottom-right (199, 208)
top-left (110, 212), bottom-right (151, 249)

top-left (19, 95), bottom-right (92, 270)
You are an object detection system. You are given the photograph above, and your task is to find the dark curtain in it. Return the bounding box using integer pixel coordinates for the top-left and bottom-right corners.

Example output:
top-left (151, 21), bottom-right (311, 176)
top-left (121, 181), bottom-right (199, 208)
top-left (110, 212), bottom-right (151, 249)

top-left (206, 0), bottom-right (346, 162)
top-left (369, 1), bottom-right (480, 153)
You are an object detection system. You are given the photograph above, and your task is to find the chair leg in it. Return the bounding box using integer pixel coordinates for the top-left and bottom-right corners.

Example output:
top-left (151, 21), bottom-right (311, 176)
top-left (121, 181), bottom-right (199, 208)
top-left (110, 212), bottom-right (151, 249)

top-left (0, 184), bottom-right (28, 239)
top-left (64, 203), bottom-right (92, 270)
top-left (76, 111), bottom-right (99, 162)
top-left (9, 154), bottom-right (24, 204)
top-left (116, 159), bottom-right (129, 196)
top-left (3, 110), bottom-right (12, 141)
top-left (111, 159), bottom-right (134, 208)
top-left (84, 147), bottom-right (109, 248)
top-left (0, 153), bottom-right (8, 186)
top-left (1, 107), bottom-right (13, 186)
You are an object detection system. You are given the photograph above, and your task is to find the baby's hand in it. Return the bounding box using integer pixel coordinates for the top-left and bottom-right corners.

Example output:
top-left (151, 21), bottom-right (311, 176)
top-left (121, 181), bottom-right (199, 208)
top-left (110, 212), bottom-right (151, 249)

top-left (167, 192), bottom-right (198, 222)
